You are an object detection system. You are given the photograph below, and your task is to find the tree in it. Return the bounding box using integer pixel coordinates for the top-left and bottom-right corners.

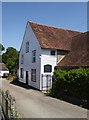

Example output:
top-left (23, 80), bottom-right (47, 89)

top-left (0, 43), bottom-right (5, 51)
top-left (2, 47), bottom-right (19, 74)
top-left (0, 43), bottom-right (5, 63)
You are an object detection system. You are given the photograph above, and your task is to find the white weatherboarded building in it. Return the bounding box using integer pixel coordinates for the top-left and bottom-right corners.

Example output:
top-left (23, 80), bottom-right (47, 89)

top-left (19, 21), bottom-right (80, 90)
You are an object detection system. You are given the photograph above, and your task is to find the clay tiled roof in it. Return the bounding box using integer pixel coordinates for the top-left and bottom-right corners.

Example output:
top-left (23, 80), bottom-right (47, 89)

top-left (57, 32), bottom-right (89, 66)
top-left (0, 63), bottom-right (9, 71)
top-left (29, 22), bottom-right (81, 51)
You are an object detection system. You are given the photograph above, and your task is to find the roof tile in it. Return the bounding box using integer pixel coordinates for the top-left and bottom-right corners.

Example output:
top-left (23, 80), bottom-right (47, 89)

top-left (29, 22), bottom-right (81, 51)
top-left (57, 32), bottom-right (89, 66)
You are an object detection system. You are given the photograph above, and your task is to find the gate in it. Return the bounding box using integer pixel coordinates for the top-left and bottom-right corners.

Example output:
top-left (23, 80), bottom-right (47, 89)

top-left (41, 74), bottom-right (52, 91)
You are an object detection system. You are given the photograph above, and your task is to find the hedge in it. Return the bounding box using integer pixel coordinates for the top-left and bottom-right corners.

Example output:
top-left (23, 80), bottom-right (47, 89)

top-left (49, 68), bottom-right (89, 100)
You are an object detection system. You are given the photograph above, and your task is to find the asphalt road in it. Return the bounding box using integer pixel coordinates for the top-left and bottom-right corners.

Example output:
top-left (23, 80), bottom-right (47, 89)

top-left (0, 78), bottom-right (88, 118)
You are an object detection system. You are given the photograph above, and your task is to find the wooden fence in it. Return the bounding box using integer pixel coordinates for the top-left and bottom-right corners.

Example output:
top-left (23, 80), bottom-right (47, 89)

top-left (0, 89), bottom-right (18, 120)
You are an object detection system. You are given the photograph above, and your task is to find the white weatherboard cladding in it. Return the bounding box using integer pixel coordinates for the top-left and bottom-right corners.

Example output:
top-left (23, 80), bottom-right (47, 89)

top-left (40, 49), bottom-right (68, 90)
top-left (19, 22), bottom-right (69, 90)
top-left (41, 49), bottom-right (57, 74)
top-left (40, 49), bottom-right (57, 90)
top-left (19, 22), bottom-right (41, 89)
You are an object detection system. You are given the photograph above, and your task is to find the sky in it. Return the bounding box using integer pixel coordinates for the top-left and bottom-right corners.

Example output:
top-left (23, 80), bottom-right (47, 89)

top-left (2, 2), bottom-right (87, 51)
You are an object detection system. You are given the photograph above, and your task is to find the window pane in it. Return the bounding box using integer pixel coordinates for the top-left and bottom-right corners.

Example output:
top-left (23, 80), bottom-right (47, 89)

top-left (32, 50), bottom-right (36, 63)
top-left (26, 41), bottom-right (29, 53)
top-left (31, 69), bottom-right (36, 82)
top-left (51, 50), bottom-right (55, 55)
top-left (20, 68), bottom-right (24, 78)
top-left (21, 55), bottom-right (24, 64)
top-left (44, 65), bottom-right (52, 73)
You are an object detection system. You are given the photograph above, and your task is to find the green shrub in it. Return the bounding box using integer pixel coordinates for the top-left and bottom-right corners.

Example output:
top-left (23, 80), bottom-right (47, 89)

top-left (49, 68), bottom-right (89, 100)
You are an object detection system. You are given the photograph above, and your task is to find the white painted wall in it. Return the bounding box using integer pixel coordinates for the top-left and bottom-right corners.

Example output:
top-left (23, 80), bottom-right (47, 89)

top-left (19, 22), bottom-right (41, 90)
top-left (19, 22), bottom-right (69, 90)
top-left (40, 49), bottom-right (57, 90)
top-left (40, 49), bottom-right (68, 90)
top-left (41, 49), bottom-right (57, 74)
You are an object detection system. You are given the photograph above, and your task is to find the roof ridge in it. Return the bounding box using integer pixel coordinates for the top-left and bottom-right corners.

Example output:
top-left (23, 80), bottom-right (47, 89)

top-left (29, 21), bottom-right (82, 33)
top-left (28, 21), bottom-right (82, 51)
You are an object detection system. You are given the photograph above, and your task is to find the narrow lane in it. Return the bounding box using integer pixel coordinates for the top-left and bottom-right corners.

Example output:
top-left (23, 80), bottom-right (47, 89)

top-left (0, 78), bottom-right (87, 118)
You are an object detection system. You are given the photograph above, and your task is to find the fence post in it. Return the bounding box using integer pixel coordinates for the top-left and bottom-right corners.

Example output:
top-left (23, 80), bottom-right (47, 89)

top-left (0, 89), bottom-right (18, 119)
top-left (11, 98), bottom-right (16, 119)
top-left (2, 91), bottom-right (4, 114)
top-left (46, 75), bottom-right (48, 91)
top-left (5, 90), bottom-right (9, 119)
top-left (9, 95), bottom-right (13, 119)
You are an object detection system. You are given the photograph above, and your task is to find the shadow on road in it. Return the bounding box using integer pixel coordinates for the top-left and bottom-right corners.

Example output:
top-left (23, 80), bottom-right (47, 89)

top-left (10, 79), bottom-right (88, 110)
top-left (49, 90), bottom-right (88, 110)
top-left (10, 79), bottom-right (39, 91)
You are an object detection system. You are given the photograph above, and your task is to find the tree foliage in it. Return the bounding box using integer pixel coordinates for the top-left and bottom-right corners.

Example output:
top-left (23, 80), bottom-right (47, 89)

top-left (0, 55), bottom-right (2, 63)
top-left (2, 47), bottom-right (19, 74)
top-left (49, 68), bottom-right (89, 100)
top-left (0, 43), bottom-right (5, 63)
top-left (0, 43), bottom-right (5, 51)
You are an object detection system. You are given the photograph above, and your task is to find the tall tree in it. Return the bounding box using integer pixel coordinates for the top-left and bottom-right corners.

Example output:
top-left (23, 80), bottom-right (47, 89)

top-left (0, 43), bottom-right (5, 51)
top-left (2, 47), bottom-right (19, 74)
top-left (0, 43), bottom-right (5, 63)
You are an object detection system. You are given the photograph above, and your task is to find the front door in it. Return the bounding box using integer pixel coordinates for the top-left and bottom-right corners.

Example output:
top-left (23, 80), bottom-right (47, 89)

top-left (26, 71), bottom-right (28, 85)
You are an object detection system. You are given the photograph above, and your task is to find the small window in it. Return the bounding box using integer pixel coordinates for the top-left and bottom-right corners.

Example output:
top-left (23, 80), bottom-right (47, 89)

top-left (32, 50), bottom-right (36, 63)
top-left (44, 65), bottom-right (52, 73)
top-left (50, 50), bottom-right (55, 55)
top-left (31, 69), bottom-right (36, 82)
top-left (20, 68), bottom-right (24, 78)
top-left (26, 41), bottom-right (29, 53)
top-left (21, 55), bottom-right (24, 64)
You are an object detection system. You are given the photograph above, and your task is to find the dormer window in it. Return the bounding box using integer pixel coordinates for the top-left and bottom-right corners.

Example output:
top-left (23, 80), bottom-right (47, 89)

top-left (50, 50), bottom-right (55, 55)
